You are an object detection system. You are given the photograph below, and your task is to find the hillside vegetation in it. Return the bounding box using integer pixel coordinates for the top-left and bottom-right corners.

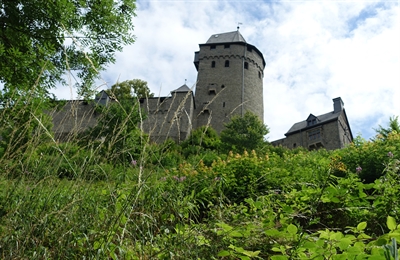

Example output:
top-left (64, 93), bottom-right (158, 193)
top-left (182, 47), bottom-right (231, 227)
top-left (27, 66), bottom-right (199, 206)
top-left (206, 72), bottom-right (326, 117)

top-left (0, 101), bottom-right (399, 259)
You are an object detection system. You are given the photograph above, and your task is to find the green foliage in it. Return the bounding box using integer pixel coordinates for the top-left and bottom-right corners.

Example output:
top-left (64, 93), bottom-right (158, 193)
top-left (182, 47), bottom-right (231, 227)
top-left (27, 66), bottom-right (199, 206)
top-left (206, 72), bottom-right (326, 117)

top-left (107, 79), bottom-right (154, 100)
top-left (220, 111), bottom-right (269, 153)
top-left (2, 112), bottom-right (400, 258)
top-left (0, 98), bottom-right (53, 160)
top-left (0, 0), bottom-right (136, 98)
top-left (374, 116), bottom-right (400, 141)
top-left (336, 132), bottom-right (400, 183)
top-left (84, 100), bottom-right (146, 165)
top-left (181, 125), bottom-right (221, 157)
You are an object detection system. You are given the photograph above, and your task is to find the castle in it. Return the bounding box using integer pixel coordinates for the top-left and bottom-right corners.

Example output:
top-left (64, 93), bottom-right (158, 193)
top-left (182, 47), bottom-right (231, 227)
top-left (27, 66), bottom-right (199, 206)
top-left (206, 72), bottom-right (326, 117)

top-left (52, 29), bottom-right (353, 150)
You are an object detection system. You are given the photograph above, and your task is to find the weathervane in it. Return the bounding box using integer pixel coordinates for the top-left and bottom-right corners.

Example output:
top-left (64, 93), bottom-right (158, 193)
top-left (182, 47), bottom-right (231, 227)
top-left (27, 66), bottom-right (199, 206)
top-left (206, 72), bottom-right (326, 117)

top-left (237, 22), bottom-right (242, 30)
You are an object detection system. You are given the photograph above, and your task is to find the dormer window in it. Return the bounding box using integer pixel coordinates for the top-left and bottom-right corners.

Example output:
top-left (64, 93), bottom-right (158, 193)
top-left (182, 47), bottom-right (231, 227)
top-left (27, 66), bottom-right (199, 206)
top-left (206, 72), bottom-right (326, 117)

top-left (306, 115), bottom-right (318, 127)
top-left (307, 118), bottom-right (317, 126)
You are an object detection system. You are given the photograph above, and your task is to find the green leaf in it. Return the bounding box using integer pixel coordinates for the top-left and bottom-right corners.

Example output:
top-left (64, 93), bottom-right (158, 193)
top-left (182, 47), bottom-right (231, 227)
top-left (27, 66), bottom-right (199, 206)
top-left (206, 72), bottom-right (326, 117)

top-left (271, 256), bottom-right (289, 260)
top-left (357, 222), bottom-right (367, 231)
top-left (217, 250), bottom-right (230, 257)
top-left (287, 224), bottom-right (298, 235)
top-left (230, 231), bottom-right (244, 237)
top-left (338, 238), bottom-right (352, 251)
top-left (387, 216), bottom-right (397, 231)
top-left (242, 250), bottom-right (261, 257)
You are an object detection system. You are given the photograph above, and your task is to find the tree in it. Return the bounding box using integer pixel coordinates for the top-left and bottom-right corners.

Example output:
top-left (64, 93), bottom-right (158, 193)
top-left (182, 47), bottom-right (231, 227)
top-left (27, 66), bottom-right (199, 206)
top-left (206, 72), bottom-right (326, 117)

top-left (220, 111), bottom-right (269, 153)
top-left (85, 99), bottom-right (145, 164)
top-left (107, 79), bottom-right (154, 100)
top-left (181, 126), bottom-right (221, 157)
top-left (0, 0), bottom-right (136, 99)
top-left (373, 116), bottom-right (400, 141)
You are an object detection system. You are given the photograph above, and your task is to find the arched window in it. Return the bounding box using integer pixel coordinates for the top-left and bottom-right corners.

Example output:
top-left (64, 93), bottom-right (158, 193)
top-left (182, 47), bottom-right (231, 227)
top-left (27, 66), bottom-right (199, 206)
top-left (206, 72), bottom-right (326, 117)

top-left (244, 62), bottom-right (249, 69)
top-left (225, 60), bottom-right (229, 67)
top-left (211, 61), bottom-right (216, 68)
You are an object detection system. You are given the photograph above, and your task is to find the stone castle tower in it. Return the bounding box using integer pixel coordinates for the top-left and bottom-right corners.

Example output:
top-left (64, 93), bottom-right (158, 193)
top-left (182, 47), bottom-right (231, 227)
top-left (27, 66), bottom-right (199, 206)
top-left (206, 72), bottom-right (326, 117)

top-left (193, 29), bottom-right (266, 132)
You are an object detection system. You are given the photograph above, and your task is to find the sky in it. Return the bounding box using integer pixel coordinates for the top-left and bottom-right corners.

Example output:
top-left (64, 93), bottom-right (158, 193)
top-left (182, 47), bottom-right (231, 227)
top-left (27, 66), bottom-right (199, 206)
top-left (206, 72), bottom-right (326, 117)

top-left (52, 0), bottom-right (400, 141)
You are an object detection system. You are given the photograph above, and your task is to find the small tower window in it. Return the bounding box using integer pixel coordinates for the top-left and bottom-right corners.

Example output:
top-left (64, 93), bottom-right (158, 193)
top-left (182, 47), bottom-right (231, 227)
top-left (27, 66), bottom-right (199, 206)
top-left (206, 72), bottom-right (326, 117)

top-left (211, 61), bottom-right (216, 68)
top-left (258, 71), bottom-right (262, 79)
top-left (225, 60), bottom-right (230, 67)
top-left (244, 62), bottom-right (249, 69)
top-left (221, 85), bottom-right (225, 89)
top-left (210, 45), bottom-right (216, 50)
top-left (247, 46), bottom-right (252, 52)
top-left (224, 44), bottom-right (230, 49)
top-left (208, 84), bottom-right (217, 94)
top-left (223, 102), bottom-right (225, 108)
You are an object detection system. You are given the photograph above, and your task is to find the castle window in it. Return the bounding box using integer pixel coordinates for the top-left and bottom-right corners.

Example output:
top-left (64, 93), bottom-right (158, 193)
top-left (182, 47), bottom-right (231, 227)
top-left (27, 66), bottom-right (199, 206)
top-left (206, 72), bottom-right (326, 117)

top-left (208, 84), bottom-right (217, 94)
top-left (210, 45), bottom-right (216, 50)
top-left (308, 129), bottom-right (321, 141)
top-left (225, 60), bottom-right (230, 67)
top-left (307, 118), bottom-right (317, 126)
top-left (224, 44), bottom-right (230, 49)
top-left (211, 61), bottom-right (216, 68)
top-left (247, 46), bottom-right (252, 52)
top-left (223, 102), bottom-right (225, 107)
top-left (244, 62), bottom-right (249, 69)
top-left (203, 108), bottom-right (210, 114)
top-left (258, 71), bottom-right (262, 79)
top-left (221, 85), bottom-right (225, 89)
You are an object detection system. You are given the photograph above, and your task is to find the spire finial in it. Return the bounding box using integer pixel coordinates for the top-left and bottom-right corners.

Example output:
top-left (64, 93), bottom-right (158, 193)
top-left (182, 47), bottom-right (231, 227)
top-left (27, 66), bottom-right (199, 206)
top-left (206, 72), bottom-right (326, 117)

top-left (185, 79), bottom-right (187, 85)
top-left (237, 22), bottom-right (242, 30)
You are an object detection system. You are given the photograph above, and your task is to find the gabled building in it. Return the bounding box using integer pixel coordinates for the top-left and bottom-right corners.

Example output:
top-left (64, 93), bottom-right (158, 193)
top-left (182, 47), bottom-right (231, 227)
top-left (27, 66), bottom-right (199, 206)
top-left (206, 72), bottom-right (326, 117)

top-left (271, 97), bottom-right (353, 150)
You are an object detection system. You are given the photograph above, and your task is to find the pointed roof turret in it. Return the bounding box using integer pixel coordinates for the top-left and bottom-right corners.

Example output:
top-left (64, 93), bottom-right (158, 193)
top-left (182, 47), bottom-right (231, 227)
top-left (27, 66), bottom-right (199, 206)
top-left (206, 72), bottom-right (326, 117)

top-left (206, 31), bottom-right (246, 44)
top-left (171, 84), bottom-right (191, 93)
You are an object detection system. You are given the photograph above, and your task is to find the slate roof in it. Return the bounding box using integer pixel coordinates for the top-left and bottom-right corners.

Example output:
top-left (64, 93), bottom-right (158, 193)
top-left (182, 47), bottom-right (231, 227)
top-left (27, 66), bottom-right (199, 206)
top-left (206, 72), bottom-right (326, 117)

top-left (171, 84), bottom-right (192, 93)
top-left (206, 31), bottom-right (246, 44)
top-left (285, 111), bottom-right (343, 135)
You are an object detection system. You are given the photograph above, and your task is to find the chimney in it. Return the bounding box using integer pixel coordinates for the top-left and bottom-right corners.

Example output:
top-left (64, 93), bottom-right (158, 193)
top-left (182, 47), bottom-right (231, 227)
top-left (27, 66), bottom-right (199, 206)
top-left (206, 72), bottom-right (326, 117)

top-left (333, 97), bottom-right (344, 113)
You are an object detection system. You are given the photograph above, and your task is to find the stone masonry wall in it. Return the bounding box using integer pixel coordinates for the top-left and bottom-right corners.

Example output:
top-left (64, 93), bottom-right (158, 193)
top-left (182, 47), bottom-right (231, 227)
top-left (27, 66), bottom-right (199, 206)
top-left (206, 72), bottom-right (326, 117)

top-left (194, 43), bottom-right (264, 133)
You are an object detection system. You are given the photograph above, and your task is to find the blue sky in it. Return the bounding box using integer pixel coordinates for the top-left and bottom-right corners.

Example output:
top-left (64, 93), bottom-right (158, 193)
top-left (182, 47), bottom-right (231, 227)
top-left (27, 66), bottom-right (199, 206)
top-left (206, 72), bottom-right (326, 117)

top-left (51, 0), bottom-right (400, 141)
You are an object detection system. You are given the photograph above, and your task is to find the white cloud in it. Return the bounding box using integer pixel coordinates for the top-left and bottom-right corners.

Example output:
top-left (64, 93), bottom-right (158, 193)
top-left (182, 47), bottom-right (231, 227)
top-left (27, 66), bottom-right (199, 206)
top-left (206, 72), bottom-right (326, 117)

top-left (52, 0), bottom-right (400, 141)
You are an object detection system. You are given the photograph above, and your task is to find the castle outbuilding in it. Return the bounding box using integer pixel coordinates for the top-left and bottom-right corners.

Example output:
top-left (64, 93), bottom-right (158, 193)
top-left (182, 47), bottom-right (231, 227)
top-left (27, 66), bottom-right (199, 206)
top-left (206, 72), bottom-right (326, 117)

top-left (271, 97), bottom-right (353, 150)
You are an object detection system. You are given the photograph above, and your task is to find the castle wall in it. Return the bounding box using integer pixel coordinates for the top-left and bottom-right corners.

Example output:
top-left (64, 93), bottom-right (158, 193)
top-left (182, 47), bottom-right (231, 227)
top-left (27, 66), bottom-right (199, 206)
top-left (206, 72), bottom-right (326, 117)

top-left (140, 92), bottom-right (194, 143)
top-left (50, 101), bottom-right (99, 141)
